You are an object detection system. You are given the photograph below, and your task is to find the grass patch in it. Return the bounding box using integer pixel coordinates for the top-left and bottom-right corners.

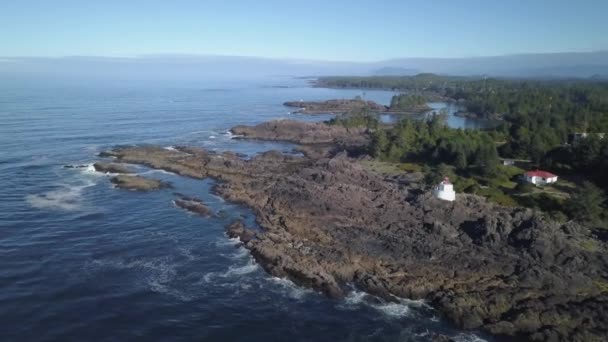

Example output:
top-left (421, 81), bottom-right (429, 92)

top-left (476, 187), bottom-right (519, 206)
top-left (360, 160), bottom-right (423, 176)
top-left (580, 239), bottom-right (600, 252)
top-left (595, 281), bottom-right (608, 293)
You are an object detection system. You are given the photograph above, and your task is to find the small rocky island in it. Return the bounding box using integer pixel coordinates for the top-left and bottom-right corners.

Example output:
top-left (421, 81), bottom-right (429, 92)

top-left (110, 174), bottom-right (169, 191)
top-left (97, 120), bottom-right (607, 341)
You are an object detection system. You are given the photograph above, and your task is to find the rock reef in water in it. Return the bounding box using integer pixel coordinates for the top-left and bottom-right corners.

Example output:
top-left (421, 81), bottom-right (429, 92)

top-left (284, 99), bottom-right (388, 114)
top-left (93, 162), bottom-right (133, 174)
top-left (174, 196), bottom-right (213, 217)
top-left (230, 119), bottom-right (369, 148)
top-left (100, 120), bottom-right (608, 341)
top-left (110, 175), bottom-right (169, 191)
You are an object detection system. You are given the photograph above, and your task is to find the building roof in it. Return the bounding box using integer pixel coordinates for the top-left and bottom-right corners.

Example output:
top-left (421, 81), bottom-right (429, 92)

top-left (525, 170), bottom-right (557, 178)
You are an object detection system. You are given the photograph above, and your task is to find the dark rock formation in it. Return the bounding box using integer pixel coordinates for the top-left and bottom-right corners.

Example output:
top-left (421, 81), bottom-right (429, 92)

top-left (226, 220), bottom-right (256, 243)
top-left (284, 99), bottom-right (388, 114)
top-left (93, 162), bottom-right (133, 174)
top-left (110, 175), bottom-right (169, 191)
top-left (231, 119), bottom-right (369, 148)
top-left (63, 164), bottom-right (88, 169)
top-left (174, 197), bottom-right (213, 217)
top-left (101, 144), bottom-right (608, 341)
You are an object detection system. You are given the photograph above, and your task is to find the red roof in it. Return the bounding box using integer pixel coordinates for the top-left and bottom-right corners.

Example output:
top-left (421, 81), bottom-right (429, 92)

top-left (525, 170), bottom-right (557, 178)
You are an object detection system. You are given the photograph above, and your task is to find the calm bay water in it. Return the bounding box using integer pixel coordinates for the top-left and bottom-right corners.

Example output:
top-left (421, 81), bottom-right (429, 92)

top-left (0, 76), bottom-right (490, 341)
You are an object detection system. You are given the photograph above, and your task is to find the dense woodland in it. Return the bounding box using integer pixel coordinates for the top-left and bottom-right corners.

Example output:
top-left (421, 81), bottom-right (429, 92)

top-left (388, 94), bottom-right (429, 112)
top-left (323, 75), bottom-right (608, 226)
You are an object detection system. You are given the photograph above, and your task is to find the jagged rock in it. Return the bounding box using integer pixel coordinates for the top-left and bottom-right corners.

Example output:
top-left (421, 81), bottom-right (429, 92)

top-left (225, 221), bottom-right (256, 243)
top-left (93, 162), bottom-right (133, 174)
top-left (110, 175), bottom-right (168, 191)
top-left (174, 197), bottom-right (213, 217)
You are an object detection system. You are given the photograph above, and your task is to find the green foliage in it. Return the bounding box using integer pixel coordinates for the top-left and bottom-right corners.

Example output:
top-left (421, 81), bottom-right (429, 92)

top-left (325, 75), bottom-right (608, 223)
top-left (326, 108), bottom-right (379, 129)
top-left (515, 193), bottom-right (566, 214)
top-left (320, 74), bottom-right (608, 177)
top-left (566, 181), bottom-right (606, 224)
top-left (389, 94), bottom-right (428, 112)
top-left (477, 187), bottom-right (518, 207)
top-left (514, 182), bottom-right (534, 194)
top-left (371, 116), bottom-right (500, 177)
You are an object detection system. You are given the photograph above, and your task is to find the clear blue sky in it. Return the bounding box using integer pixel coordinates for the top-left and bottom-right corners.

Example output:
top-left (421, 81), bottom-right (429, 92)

top-left (1, 0), bottom-right (607, 61)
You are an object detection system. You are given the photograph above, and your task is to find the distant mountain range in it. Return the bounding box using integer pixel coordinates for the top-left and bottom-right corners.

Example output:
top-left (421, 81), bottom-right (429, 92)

top-left (371, 51), bottom-right (608, 78)
top-left (1, 51), bottom-right (607, 79)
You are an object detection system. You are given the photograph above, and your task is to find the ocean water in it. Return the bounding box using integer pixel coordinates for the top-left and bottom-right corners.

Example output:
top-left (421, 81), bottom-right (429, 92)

top-left (0, 76), bottom-right (492, 341)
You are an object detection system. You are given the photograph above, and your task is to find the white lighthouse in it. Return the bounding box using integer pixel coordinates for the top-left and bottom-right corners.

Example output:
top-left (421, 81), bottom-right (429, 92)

top-left (433, 177), bottom-right (455, 202)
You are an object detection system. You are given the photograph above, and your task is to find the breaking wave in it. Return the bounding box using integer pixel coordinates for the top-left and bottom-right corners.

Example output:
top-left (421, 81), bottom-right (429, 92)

top-left (25, 181), bottom-right (95, 211)
top-left (341, 290), bottom-right (427, 318)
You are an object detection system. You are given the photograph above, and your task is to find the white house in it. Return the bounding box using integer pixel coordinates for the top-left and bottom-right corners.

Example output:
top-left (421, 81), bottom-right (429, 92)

top-left (433, 177), bottom-right (456, 201)
top-left (524, 170), bottom-right (558, 185)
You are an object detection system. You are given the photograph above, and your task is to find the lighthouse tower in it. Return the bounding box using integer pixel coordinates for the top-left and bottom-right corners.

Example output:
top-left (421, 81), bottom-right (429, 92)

top-left (433, 177), bottom-right (456, 202)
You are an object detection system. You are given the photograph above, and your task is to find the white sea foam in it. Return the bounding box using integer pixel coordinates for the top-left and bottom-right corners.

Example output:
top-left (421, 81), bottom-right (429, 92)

top-left (222, 247), bottom-right (249, 259)
top-left (223, 131), bottom-right (243, 139)
top-left (221, 262), bottom-right (259, 277)
top-left (343, 290), bottom-right (367, 305)
top-left (209, 135), bottom-right (217, 139)
top-left (139, 169), bottom-right (176, 176)
top-left (210, 194), bottom-right (226, 203)
top-left (25, 181), bottom-right (95, 211)
top-left (452, 334), bottom-right (488, 342)
top-left (164, 146), bottom-right (177, 151)
top-left (84, 163), bottom-right (97, 174)
top-left (215, 237), bottom-right (241, 247)
top-left (373, 301), bottom-right (411, 317)
top-left (268, 276), bottom-right (313, 300)
top-left (178, 246), bottom-right (197, 261)
top-left (201, 257), bottom-right (259, 284)
top-left (88, 257), bottom-right (194, 301)
top-left (148, 281), bottom-right (193, 301)
top-left (340, 290), bottom-right (426, 318)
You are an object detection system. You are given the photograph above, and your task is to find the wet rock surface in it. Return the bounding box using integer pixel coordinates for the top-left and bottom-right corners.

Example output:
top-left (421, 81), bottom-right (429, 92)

top-left (93, 162), bottom-right (133, 174)
top-left (101, 124), bottom-right (608, 341)
top-left (110, 175), bottom-right (169, 191)
top-left (173, 195), bottom-right (213, 217)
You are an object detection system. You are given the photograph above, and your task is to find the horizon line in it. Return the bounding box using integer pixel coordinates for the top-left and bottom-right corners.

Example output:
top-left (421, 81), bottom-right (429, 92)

top-left (1, 49), bottom-right (607, 64)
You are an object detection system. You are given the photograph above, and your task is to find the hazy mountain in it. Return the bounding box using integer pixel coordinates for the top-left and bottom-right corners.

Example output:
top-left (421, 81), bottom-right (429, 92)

top-left (375, 51), bottom-right (608, 77)
top-left (373, 67), bottom-right (419, 76)
top-left (1, 51), bottom-right (607, 80)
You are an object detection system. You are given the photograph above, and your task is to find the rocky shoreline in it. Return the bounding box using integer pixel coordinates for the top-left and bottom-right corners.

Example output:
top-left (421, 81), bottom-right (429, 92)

top-left (97, 120), bottom-right (608, 341)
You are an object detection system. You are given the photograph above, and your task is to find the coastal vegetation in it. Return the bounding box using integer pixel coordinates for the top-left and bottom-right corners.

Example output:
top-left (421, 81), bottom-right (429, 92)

top-left (388, 94), bottom-right (430, 112)
top-left (330, 108), bottom-right (606, 226)
top-left (319, 75), bottom-right (608, 227)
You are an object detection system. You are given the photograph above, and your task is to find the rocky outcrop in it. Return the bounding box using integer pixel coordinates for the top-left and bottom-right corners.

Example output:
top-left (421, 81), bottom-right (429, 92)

top-left (230, 119), bottom-right (369, 148)
top-left (284, 99), bottom-right (388, 114)
top-left (93, 162), bottom-right (133, 174)
top-left (226, 220), bottom-right (256, 243)
top-left (101, 144), bottom-right (608, 341)
top-left (110, 175), bottom-right (169, 191)
top-left (174, 196), bottom-right (213, 217)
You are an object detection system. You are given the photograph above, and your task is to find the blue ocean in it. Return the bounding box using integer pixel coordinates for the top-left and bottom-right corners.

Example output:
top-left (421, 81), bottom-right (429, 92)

top-left (0, 76), bottom-right (492, 341)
